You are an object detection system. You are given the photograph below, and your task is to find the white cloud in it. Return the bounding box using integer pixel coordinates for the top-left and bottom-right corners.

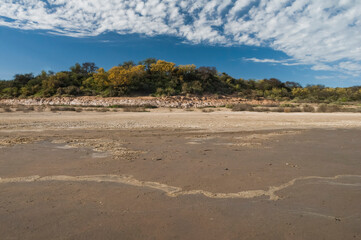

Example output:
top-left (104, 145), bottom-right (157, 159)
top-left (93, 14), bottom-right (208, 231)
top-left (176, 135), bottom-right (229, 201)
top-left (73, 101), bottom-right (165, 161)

top-left (338, 61), bottom-right (361, 76)
top-left (244, 57), bottom-right (303, 66)
top-left (244, 58), bottom-right (285, 64)
top-left (339, 61), bottom-right (361, 71)
top-left (311, 64), bottom-right (334, 71)
top-left (315, 75), bottom-right (334, 80)
top-left (1, 0), bottom-right (361, 77)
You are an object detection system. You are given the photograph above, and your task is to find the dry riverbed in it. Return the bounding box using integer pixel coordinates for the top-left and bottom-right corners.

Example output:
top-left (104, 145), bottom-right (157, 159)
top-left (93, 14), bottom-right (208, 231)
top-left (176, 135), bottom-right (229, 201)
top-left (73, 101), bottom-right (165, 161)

top-left (0, 110), bottom-right (361, 239)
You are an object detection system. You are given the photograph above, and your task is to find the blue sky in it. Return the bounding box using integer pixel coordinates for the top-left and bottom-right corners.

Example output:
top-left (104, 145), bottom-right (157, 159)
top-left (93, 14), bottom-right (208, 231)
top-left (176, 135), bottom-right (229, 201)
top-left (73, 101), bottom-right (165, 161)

top-left (1, 0), bottom-right (361, 87)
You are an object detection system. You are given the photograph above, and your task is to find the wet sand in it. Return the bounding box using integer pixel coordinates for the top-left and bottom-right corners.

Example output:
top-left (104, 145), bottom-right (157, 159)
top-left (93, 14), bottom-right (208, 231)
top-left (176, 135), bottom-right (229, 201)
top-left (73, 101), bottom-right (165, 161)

top-left (0, 110), bottom-right (361, 239)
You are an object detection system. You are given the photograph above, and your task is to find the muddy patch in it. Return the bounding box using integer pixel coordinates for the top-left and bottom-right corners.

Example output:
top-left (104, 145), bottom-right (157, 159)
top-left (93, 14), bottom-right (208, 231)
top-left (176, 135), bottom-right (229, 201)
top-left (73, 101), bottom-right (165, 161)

top-left (52, 138), bottom-right (141, 160)
top-left (0, 136), bottom-right (44, 147)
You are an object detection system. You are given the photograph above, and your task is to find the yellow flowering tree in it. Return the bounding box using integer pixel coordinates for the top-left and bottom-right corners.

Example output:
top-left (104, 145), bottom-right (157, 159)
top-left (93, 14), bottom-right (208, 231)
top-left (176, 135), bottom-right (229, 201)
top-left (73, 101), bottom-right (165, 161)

top-left (150, 60), bottom-right (175, 74)
top-left (108, 65), bottom-right (145, 94)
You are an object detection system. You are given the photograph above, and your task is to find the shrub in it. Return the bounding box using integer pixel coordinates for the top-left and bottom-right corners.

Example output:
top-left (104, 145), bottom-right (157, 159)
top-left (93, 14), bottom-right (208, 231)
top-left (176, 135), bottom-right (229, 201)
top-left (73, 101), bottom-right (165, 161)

top-left (50, 106), bottom-right (76, 112)
top-left (143, 104), bottom-right (158, 109)
top-left (231, 104), bottom-right (254, 111)
top-left (254, 107), bottom-right (271, 112)
top-left (303, 105), bottom-right (315, 112)
top-left (284, 108), bottom-right (291, 113)
top-left (35, 106), bottom-right (45, 112)
top-left (108, 104), bottom-right (157, 109)
top-left (50, 107), bottom-right (59, 112)
top-left (201, 108), bottom-right (214, 113)
top-left (95, 108), bottom-right (110, 112)
top-left (61, 107), bottom-right (76, 111)
top-left (327, 105), bottom-right (342, 112)
top-left (262, 103), bottom-right (280, 107)
top-left (317, 104), bottom-right (342, 112)
top-left (290, 107), bottom-right (302, 112)
top-left (317, 104), bottom-right (328, 112)
top-left (0, 104), bottom-right (12, 112)
top-left (284, 107), bottom-right (302, 113)
top-left (108, 104), bottom-right (127, 108)
top-left (280, 103), bottom-right (295, 108)
top-left (123, 107), bottom-right (147, 112)
top-left (15, 105), bottom-right (27, 112)
top-left (272, 107), bottom-right (285, 112)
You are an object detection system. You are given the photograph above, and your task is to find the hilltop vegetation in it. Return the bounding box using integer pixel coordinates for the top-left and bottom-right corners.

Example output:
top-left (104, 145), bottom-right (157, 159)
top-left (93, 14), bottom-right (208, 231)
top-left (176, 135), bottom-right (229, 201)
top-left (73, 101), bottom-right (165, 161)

top-left (1, 59), bottom-right (361, 103)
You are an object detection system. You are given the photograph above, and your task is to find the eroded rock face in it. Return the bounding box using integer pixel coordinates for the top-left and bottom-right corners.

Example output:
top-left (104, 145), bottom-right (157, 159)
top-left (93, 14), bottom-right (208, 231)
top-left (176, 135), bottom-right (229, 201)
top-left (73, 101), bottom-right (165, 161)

top-left (0, 96), bottom-right (276, 108)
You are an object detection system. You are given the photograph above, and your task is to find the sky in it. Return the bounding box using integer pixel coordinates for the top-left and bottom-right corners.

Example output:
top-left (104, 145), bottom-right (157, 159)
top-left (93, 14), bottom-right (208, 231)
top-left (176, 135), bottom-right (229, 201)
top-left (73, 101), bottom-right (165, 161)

top-left (0, 0), bottom-right (361, 87)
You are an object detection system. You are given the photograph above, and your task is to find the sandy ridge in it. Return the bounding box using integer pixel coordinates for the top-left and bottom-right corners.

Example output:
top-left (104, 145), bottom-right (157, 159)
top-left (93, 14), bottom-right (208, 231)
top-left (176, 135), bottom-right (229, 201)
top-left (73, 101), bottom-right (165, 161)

top-left (1, 174), bottom-right (360, 201)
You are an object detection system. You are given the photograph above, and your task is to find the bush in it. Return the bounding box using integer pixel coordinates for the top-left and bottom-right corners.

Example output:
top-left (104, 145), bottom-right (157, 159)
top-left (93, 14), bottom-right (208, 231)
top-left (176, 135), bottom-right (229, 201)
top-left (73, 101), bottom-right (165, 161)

top-left (123, 107), bottom-right (147, 112)
top-left (272, 107), bottom-right (285, 112)
top-left (0, 104), bottom-right (12, 112)
top-left (35, 106), bottom-right (45, 112)
top-left (20, 106), bottom-right (32, 113)
top-left (14, 105), bottom-right (28, 112)
top-left (201, 108), bottom-right (214, 113)
top-left (108, 104), bottom-right (157, 109)
top-left (327, 105), bottom-right (342, 112)
top-left (254, 107), bottom-right (271, 112)
top-left (95, 108), bottom-right (110, 112)
top-left (303, 105), bottom-right (315, 112)
top-left (317, 104), bottom-right (342, 112)
top-left (285, 107), bottom-right (302, 112)
top-left (280, 103), bottom-right (295, 108)
top-left (317, 104), bottom-right (327, 112)
top-left (231, 104), bottom-right (254, 111)
top-left (62, 107), bottom-right (76, 111)
top-left (292, 107), bottom-right (302, 112)
top-left (262, 103), bottom-right (280, 107)
top-left (50, 106), bottom-right (76, 112)
top-left (50, 107), bottom-right (59, 112)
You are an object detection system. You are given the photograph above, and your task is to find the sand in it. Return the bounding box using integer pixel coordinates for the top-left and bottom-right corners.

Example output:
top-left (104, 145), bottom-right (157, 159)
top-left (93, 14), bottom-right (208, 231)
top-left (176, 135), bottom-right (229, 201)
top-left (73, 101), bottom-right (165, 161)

top-left (0, 110), bottom-right (361, 239)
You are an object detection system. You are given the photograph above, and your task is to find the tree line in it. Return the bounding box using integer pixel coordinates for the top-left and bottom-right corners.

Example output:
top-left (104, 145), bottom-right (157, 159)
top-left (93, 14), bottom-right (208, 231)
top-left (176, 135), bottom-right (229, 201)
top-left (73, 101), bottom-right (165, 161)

top-left (1, 59), bottom-right (361, 102)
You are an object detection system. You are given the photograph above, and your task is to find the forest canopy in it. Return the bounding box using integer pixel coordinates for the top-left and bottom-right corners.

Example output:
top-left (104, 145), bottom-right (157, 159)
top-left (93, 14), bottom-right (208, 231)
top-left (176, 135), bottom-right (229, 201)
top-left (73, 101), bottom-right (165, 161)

top-left (1, 59), bottom-right (361, 102)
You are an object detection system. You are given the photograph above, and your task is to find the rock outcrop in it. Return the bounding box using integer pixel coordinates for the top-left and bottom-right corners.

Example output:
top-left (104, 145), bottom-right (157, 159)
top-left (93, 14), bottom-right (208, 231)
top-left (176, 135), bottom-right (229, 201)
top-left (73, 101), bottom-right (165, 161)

top-left (0, 96), bottom-right (276, 108)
